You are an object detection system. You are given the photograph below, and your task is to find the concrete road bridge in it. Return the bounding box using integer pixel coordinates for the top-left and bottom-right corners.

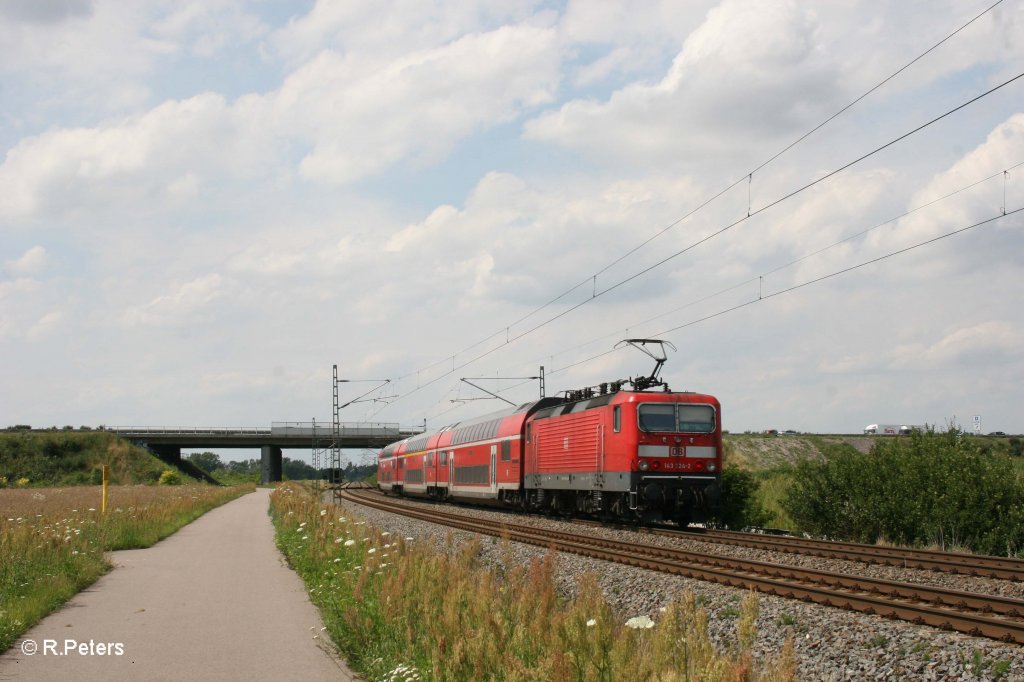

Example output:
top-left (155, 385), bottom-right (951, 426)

top-left (110, 422), bottom-right (422, 483)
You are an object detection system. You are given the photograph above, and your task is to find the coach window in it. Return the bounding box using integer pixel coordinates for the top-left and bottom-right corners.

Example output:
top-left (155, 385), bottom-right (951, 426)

top-left (613, 406), bottom-right (621, 432)
top-left (526, 423), bottom-right (531, 444)
top-left (501, 440), bottom-right (511, 462)
top-left (426, 452), bottom-right (433, 466)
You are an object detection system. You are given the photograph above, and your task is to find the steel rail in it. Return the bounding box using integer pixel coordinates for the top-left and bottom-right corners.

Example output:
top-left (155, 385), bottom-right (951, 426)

top-left (340, 490), bottom-right (1024, 644)
top-left (663, 528), bottom-right (1024, 582)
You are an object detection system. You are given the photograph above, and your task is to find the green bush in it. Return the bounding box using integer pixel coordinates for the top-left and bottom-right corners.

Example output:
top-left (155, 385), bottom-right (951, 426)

top-left (713, 467), bottom-right (770, 529)
top-left (158, 469), bottom-right (182, 486)
top-left (782, 429), bottom-right (1024, 556)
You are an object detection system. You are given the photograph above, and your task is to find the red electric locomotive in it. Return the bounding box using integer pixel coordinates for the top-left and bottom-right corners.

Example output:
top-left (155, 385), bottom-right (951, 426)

top-left (378, 340), bottom-right (722, 524)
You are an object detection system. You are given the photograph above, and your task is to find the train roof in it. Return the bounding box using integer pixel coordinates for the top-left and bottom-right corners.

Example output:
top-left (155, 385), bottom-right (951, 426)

top-left (531, 389), bottom-right (718, 420)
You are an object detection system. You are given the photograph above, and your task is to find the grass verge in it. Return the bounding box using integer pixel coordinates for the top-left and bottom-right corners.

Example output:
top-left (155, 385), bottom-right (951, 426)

top-left (0, 483), bottom-right (254, 652)
top-left (271, 485), bottom-right (796, 681)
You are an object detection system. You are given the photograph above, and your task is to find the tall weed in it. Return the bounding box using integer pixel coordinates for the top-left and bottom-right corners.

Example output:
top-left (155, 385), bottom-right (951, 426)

top-left (271, 486), bottom-right (796, 681)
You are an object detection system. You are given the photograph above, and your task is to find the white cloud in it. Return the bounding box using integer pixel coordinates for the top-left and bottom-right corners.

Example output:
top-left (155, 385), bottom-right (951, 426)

top-left (0, 1), bottom-right (273, 121)
top-left (0, 22), bottom-right (562, 226)
top-left (888, 321), bottom-right (1024, 371)
top-left (856, 113), bottom-right (1024, 282)
top-left (121, 273), bottom-right (230, 327)
top-left (287, 23), bottom-right (561, 184)
top-left (166, 173), bottom-right (201, 203)
top-left (27, 310), bottom-right (64, 340)
top-left (0, 93), bottom-right (266, 222)
top-left (526, 0), bottom-right (841, 167)
top-left (903, 113), bottom-right (1024, 232)
top-left (5, 246), bottom-right (48, 275)
top-left (270, 0), bottom-right (543, 65)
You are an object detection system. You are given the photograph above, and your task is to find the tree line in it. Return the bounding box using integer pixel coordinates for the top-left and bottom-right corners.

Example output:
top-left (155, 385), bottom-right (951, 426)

top-left (185, 451), bottom-right (377, 483)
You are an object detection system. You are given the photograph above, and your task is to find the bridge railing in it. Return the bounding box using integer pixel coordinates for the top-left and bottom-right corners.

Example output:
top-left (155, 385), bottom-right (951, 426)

top-left (109, 426), bottom-right (270, 436)
top-left (108, 423), bottom-right (421, 440)
top-left (270, 421), bottom-right (402, 438)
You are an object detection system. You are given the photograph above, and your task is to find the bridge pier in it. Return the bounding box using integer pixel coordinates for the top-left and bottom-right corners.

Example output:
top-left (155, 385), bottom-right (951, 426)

top-left (151, 444), bottom-right (182, 463)
top-left (261, 446), bottom-right (283, 484)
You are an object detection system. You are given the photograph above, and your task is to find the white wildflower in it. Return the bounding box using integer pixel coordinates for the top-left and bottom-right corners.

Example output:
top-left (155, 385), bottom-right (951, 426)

top-left (586, 619), bottom-right (597, 627)
top-left (625, 615), bottom-right (655, 630)
top-left (344, 539), bottom-right (356, 547)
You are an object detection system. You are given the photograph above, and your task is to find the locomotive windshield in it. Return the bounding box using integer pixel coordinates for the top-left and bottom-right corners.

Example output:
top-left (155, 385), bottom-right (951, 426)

top-left (638, 403), bottom-right (715, 433)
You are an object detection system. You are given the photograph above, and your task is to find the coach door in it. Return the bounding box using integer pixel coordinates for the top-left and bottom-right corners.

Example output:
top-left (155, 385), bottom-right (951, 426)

top-left (490, 444), bottom-right (497, 489)
top-left (449, 452), bottom-right (454, 488)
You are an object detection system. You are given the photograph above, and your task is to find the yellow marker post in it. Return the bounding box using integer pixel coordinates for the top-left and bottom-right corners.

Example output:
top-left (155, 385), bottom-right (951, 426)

top-left (101, 465), bottom-right (110, 513)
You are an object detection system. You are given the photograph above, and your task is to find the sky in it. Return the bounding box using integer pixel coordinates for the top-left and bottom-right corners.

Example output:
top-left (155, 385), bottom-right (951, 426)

top-left (2, 0), bottom-right (1023, 458)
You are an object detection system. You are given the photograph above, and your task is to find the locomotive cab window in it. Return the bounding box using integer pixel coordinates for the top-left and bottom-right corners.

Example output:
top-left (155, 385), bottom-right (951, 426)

top-left (638, 404), bottom-right (715, 433)
top-left (677, 405), bottom-right (715, 433)
top-left (613, 406), bottom-right (621, 433)
top-left (638, 404), bottom-right (675, 432)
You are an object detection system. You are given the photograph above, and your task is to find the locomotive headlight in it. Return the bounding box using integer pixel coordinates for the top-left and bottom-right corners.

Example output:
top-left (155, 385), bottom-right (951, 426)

top-left (638, 460), bottom-right (650, 471)
top-left (707, 463), bottom-right (716, 472)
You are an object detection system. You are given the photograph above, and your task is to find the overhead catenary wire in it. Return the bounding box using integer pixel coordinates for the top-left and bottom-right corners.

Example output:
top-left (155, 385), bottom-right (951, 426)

top-left (593, 70), bottom-right (1024, 300)
top-left (505, 159), bottom-right (1024, 378)
top-left (496, 205), bottom-right (1024, 393)
top-left (378, 2), bottom-right (1005, 394)
top-left (372, 70), bottom-right (1024, 420)
top-left (441, 72), bottom-right (1024, 367)
top-left (462, 165), bottom-right (1024, 402)
top-left (651, 207), bottom-right (1024, 339)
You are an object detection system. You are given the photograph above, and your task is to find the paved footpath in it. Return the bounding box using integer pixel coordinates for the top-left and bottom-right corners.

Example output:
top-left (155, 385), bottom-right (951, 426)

top-left (0, 488), bottom-right (358, 681)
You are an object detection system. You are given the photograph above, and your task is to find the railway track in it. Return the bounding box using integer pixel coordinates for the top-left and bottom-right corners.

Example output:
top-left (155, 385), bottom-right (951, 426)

top-left (339, 489), bottom-right (1024, 644)
top-left (658, 527), bottom-right (1024, 582)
